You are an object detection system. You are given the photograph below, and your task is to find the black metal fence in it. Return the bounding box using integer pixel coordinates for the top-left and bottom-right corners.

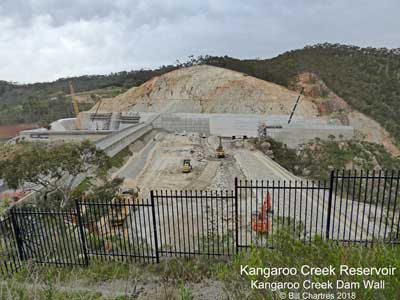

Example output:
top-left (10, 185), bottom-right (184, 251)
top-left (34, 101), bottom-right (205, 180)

top-left (152, 190), bottom-right (236, 257)
top-left (10, 208), bottom-right (87, 267)
top-left (236, 170), bottom-right (400, 248)
top-left (0, 216), bottom-right (22, 276)
top-left (1, 170), bottom-right (399, 276)
top-left (78, 198), bottom-right (158, 263)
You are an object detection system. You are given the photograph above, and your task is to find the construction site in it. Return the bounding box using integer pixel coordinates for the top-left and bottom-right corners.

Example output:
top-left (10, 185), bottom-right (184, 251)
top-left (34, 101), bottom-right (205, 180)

top-left (1, 64), bottom-right (399, 295)
top-left (17, 65), bottom-right (366, 191)
top-left (15, 65), bottom-right (400, 199)
top-left (9, 65), bottom-right (399, 246)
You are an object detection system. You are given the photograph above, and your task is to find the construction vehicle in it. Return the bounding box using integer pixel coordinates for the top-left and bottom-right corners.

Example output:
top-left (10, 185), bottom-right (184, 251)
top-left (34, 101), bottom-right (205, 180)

top-left (251, 192), bottom-right (273, 233)
top-left (68, 81), bottom-right (80, 117)
top-left (182, 159), bottom-right (192, 173)
top-left (216, 136), bottom-right (225, 158)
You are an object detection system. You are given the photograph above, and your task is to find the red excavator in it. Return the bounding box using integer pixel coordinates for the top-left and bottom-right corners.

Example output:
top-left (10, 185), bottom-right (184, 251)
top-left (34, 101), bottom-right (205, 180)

top-left (251, 192), bottom-right (273, 233)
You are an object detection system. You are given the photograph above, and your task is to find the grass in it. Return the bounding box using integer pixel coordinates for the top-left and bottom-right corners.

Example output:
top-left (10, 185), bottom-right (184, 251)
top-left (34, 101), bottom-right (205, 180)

top-left (0, 198), bottom-right (11, 215)
top-left (214, 232), bottom-right (400, 299)
top-left (2, 232), bottom-right (399, 300)
top-left (72, 177), bottom-right (92, 195)
top-left (255, 138), bottom-right (400, 181)
top-left (110, 147), bottom-right (133, 169)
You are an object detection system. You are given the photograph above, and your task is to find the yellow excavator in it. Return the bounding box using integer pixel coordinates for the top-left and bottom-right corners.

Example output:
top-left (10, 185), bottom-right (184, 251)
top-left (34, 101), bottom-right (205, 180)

top-left (182, 159), bottom-right (193, 173)
top-left (216, 136), bottom-right (225, 158)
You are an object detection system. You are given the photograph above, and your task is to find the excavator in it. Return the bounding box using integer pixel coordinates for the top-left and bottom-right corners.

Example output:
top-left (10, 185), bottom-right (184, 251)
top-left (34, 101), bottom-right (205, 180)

top-left (251, 192), bottom-right (273, 233)
top-left (216, 136), bottom-right (225, 158)
top-left (182, 159), bottom-right (193, 173)
top-left (79, 188), bottom-right (140, 253)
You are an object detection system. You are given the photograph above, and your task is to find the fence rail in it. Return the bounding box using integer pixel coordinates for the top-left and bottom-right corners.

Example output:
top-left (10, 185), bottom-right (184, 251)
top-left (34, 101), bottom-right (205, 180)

top-left (152, 190), bottom-right (236, 257)
top-left (0, 217), bottom-right (22, 276)
top-left (78, 198), bottom-right (159, 263)
top-left (1, 170), bottom-right (399, 276)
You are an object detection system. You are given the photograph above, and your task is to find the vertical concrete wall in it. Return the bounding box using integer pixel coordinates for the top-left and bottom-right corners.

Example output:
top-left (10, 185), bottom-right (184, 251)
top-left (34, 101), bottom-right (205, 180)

top-left (267, 125), bottom-right (355, 148)
top-left (209, 115), bottom-right (262, 137)
top-left (153, 113), bottom-right (210, 135)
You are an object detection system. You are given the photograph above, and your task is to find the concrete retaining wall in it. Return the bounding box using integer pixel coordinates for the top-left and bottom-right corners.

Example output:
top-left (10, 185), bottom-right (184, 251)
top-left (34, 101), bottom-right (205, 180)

top-left (153, 113), bottom-right (210, 135)
top-left (50, 118), bottom-right (77, 131)
top-left (19, 129), bottom-right (112, 142)
top-left (267, 125), bottom-right (355, 148)
top-left (150, 112), bottom-right (355, 147)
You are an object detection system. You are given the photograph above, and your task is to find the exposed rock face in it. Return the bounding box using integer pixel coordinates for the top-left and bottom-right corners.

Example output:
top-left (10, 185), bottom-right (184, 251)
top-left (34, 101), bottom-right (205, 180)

top-left (290, 72), bottom-right (351, 120)
top-left (88, 66), bottom-right (399, 156)
top-left (96, 65), bottom-right (318, 116)
top-left (290, 72), bottom-right (399, 156)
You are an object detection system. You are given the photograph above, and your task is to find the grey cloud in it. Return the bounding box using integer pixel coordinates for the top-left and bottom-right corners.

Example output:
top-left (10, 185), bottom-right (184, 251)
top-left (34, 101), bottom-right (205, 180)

top-left (0, 0), bottom-right (399, 83)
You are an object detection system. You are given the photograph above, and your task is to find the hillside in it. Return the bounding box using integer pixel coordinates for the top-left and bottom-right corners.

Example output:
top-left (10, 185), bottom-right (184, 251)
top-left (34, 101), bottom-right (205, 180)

top-left (96, 65), bottom-right (318, 116)
top-left (196, 44), bottom-right (400, 145)
top-left (0, 66), bottom-right (178, 126)
top-left (93, 65), bottom-right (399, 155)
top-left (1, 43), bottom-right (399, 145)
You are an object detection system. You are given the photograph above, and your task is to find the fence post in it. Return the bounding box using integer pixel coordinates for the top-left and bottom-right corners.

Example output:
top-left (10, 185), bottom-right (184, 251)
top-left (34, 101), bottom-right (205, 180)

top-left (326, 170), bottom-right (335, 240)
top-left (75, 200), bottom-right (89, 267)
top-left (150, 191), bottom-right (160, 263)
top-left (9, 208), bottom-right (25, 261)
top-left (235, 177), bottom-right (239, 254)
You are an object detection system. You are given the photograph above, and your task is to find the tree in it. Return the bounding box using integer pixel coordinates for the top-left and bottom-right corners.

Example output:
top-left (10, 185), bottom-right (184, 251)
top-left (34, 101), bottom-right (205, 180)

top-left (0, 140), bottom-right (111, 208)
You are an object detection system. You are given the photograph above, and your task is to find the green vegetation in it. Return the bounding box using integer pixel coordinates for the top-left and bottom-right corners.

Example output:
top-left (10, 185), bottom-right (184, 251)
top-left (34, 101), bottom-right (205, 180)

top-left (0, 66), bottom-right (178, 126)
top-left (110, 146), bottom-right (133, 169)
top-left (3, 231), bottom-right (399, 300)
top-left (0, 198), bottom-right (11, 215)
top-left (258, 138), bottom-right (400, 181)
top-left (2, 44), bottom-right (399, 146)
top-left (298, 140), bottom-right (400, 180)
top-left (215, 231), bottom-right (400, 300)
top-left (0, 141), bottom-right (111, 208)
top-left (195, 44), bottom-right (400, 145)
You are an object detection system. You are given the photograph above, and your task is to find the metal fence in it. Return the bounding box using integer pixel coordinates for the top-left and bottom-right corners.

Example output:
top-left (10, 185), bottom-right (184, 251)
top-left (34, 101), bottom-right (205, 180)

top-left (10, 208), bottom-right (87, 267)
top-left (236, 170), bottom-right (400, 248)
top-left (0, 217), bottom-right (22, 276)
top-left (78, 198), bottom-right (159, 263)
top-left (152, 190), bottom-right (236, 257)
top-left (1, 170), bottom-right (399, 277)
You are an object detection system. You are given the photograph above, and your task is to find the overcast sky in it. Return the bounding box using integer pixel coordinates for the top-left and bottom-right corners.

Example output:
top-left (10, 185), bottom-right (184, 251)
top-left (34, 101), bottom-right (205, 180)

top-left (0, 0), bottom-right (399, 83)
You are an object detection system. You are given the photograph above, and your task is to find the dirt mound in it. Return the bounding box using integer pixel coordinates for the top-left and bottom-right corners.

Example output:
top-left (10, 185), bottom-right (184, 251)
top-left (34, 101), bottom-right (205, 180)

top-left (95, 65), bottom-right (318, 116)
top-left (89, 66), bottom-right (399, 156)
top-left (0, 123), bottom-right (38, 138)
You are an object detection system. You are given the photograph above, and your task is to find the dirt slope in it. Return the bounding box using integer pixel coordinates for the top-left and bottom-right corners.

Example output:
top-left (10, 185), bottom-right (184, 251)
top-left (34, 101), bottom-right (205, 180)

top-left (91, 66), bottom-right (399, 155)
top-left (95, 65), bottom-right (318, 116)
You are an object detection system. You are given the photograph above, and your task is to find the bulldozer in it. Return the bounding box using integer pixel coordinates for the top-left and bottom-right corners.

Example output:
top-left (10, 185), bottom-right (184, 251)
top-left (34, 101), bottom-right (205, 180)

top-left (216, 136), bottom-right (225, 158)
top-left (182, 159), bottom-right (192, 173)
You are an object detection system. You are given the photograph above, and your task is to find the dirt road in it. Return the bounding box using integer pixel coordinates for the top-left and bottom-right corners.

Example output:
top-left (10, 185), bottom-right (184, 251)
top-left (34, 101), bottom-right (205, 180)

top-left (114, 133), bottom-right (391, 245)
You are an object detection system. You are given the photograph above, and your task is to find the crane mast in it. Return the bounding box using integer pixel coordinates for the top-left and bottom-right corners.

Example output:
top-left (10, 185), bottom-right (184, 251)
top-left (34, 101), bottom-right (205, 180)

top-left (288, 87), bottom-right (304, 124)
top-left (69, 81), bottom-right (80, 117)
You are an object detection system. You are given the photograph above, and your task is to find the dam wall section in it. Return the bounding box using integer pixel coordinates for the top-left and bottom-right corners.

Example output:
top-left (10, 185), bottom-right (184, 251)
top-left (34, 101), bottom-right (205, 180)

top-left (146, 112), bottom-right (355, 147)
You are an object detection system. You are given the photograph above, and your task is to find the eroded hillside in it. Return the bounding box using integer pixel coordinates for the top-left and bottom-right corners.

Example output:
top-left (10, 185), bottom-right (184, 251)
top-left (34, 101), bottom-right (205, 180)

top-left (92, 65), bottom-right (399, 155)
top-left (95, 65), bottom-right (319, 116)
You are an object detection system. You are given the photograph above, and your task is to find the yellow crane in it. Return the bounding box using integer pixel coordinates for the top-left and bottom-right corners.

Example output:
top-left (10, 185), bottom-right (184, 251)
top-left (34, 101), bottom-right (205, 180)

top-left (68, 81), bottom-right (80, 117)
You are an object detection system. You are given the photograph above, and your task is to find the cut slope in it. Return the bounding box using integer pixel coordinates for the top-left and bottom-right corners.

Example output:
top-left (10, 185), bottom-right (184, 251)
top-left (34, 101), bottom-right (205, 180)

top-left (291, 72), bottom-right (400, 156)
top-left (96, 65), bottom-right (318, 116)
